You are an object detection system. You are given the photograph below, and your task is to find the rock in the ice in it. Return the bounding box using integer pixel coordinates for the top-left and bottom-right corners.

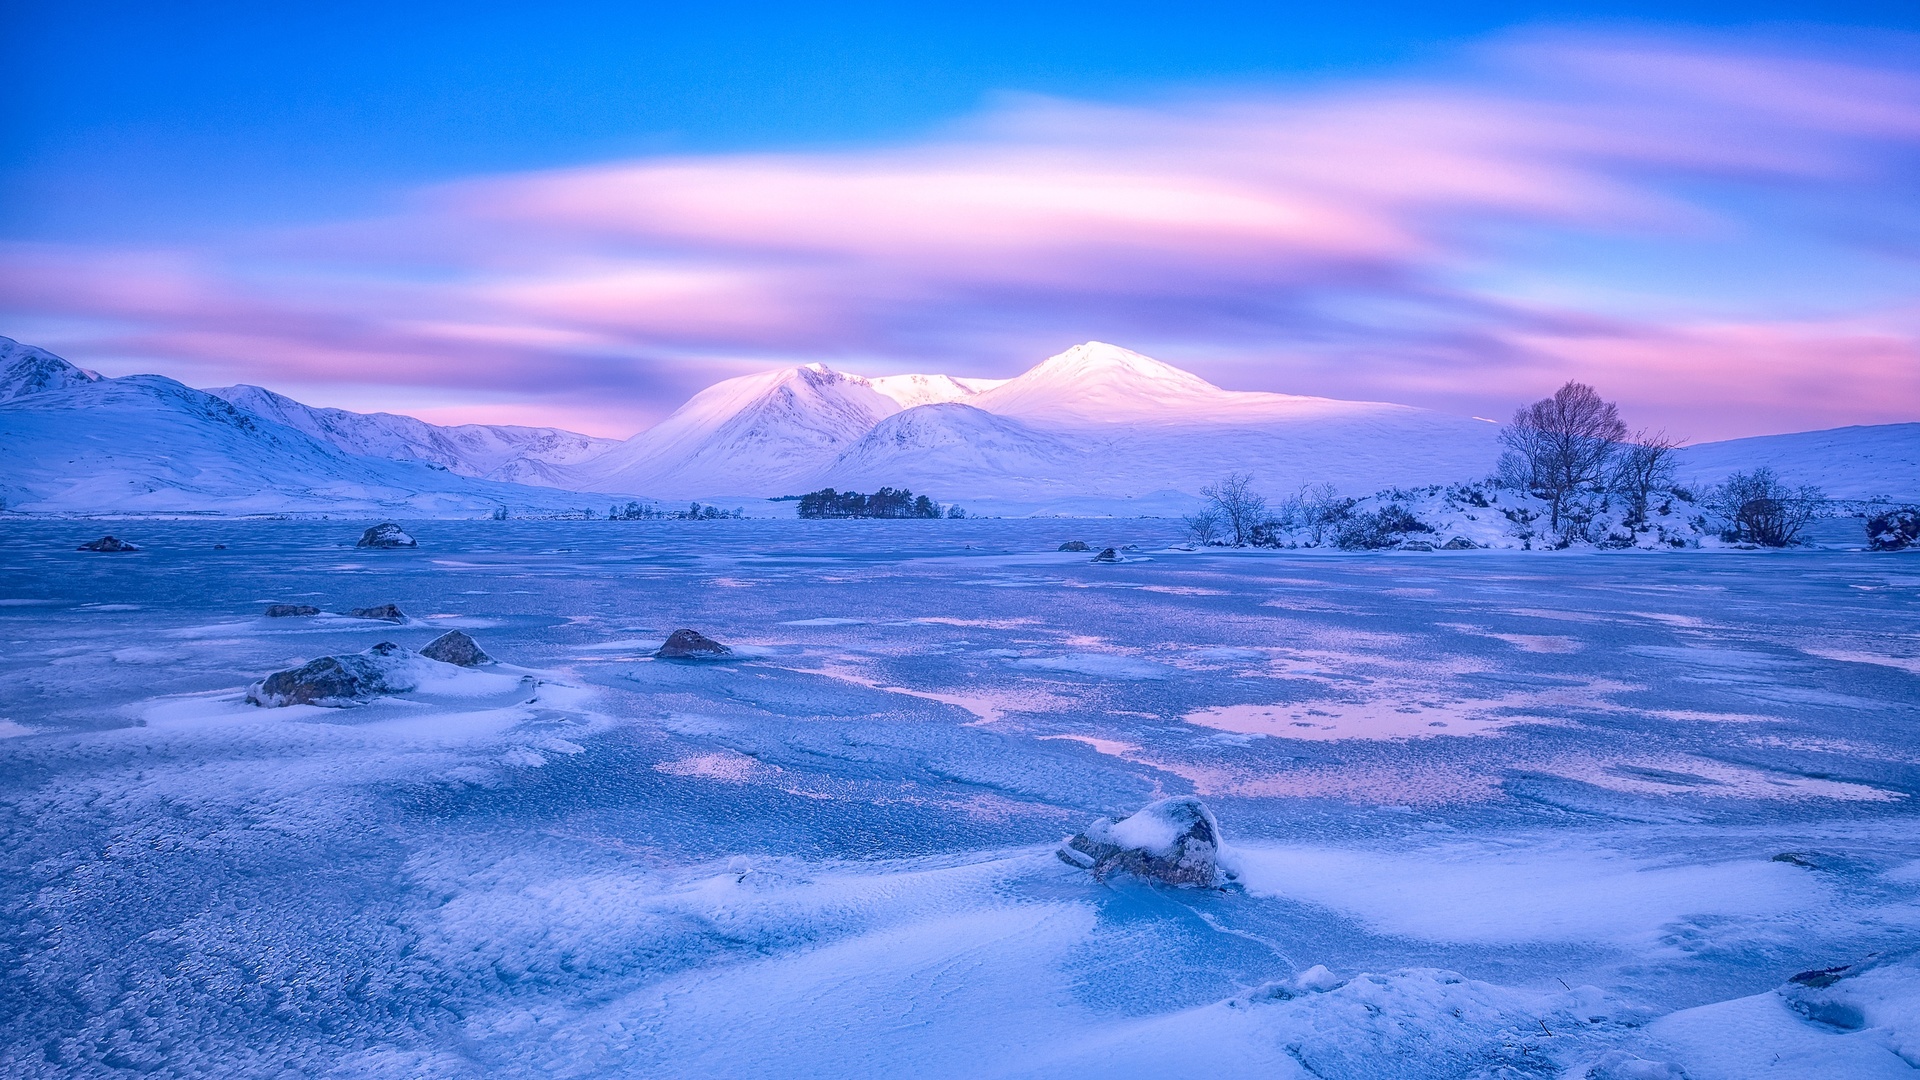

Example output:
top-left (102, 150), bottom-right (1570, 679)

top-left (1866, 507), bottom-right (1919, 551)
top-left (1442, 536), bottom-right (1477, 550)
top-left (355, 522), bottom-right (416, 549)
top-left (656, 628), bottom-right (733, 660)
top-left (1058, 541), bottom-right (1090, 552)
top-left (350, 603), bottom-right (405, 622)
top-left (77, 535), bottom-right (138, 552)
top-left (1090, 547), bottom-right (1119, 563)
top-left (421, 630), bottom-right (492, 667)
top-left (265, 604), bottom-right (320, 617)
top-left (1058, 796), bottom-right (1234, 887)
top-left (1398, 540), bottom-right (1434, 551)
top-left (248, 642), bottom-right (415, 707)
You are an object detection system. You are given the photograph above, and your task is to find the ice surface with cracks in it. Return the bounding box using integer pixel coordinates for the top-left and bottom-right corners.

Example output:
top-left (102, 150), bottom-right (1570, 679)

top-left (0, 518), bottom-right (1916, 1079)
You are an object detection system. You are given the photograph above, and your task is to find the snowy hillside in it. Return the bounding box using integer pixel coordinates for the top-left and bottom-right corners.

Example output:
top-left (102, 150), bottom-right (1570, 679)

top-left (206, 384), bottom-right (620, 482)
top-left (1679, 423), bottom-right (1920, 502)
top-left (0, 345), bottom-right (612, 515)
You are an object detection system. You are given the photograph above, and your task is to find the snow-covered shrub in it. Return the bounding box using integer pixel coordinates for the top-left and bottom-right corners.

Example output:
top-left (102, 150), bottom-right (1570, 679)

top-left (1709, 468), bottom-right (1825, 546)
top-left (1866, 507), bottom-right (1920, 551)
top-left (1334, 503), bottom-right (1434, 550)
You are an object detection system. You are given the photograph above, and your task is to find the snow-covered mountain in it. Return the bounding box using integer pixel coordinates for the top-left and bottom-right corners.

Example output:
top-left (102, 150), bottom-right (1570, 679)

top-left (206, 383), bottom-right (620, 483)
top-left (565, 342), bottom-right (1507, 505)
top-left (1, 336), bottom-right (103, 402)
top-left (568, 363), bottom-right (908, 496)
top-left (0, 339), bottom-right (612, 515)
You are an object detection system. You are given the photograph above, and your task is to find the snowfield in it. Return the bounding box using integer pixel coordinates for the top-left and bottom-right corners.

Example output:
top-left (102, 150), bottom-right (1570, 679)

top-left (2, 518), bottom-right (1916, 1079)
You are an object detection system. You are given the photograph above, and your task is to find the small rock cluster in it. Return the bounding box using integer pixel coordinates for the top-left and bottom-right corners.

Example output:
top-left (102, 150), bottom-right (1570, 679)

top-left (249, 631), bottom-right (495, 707)
top-left (77, 536), bottom-right (138, 552)
top-left (265, 604), bottom-right (320, 618)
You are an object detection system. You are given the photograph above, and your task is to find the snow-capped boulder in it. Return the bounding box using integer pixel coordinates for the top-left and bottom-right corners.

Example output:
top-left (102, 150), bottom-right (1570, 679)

top-left (1057, 796), bottom-right (1235, 887)
top-left (356, 523), bottom-right (416, 549)
top-left (1442, 536), bottom-right (1477, 550)
top-left (77, 536), bottom-right (138, 552)
top-left (1059, 541), bottom-right (1090, 552)
top-left (350, 603), bottom-right (405, 622)
top-left (656, 629), bottom-right (733, 660)
top-left (265, 604), bottom-right (319, 617)
top-left (248, 642), bottom-right (416, 707)
top-left (420, 630), bottom-right (491, 667)
top-left (1090, 547), bottom-right (1119, 563)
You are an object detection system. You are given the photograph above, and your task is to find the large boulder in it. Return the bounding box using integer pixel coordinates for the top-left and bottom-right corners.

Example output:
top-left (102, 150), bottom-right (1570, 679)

top-left (421, 630), bottom-right (492, 667)
top-left (356, 523), bottom-right (417, 549)
top-left (1058, 541), bottom-right (1090, 552)
top-left (1058, 796), bottom-right (1234, 888)
top-left (1090, 547), bottom-right (1119, 563)
top-left (350, 603), bottom-right (405, 623)
top-left (77, 536), bottom-right (138, 552)
top-left (248, 642), bottom-right (416, 707)
top-left (265, 604), bottom-right (320, 618)
top-left (1866, 508), bottom-right (1920, 551)
top-left (655, 628), bottom-right (732, 660)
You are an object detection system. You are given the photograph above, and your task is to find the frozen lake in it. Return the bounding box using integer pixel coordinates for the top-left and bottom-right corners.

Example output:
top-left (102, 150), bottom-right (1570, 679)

top-left (2, 519), bottom-right (1916, 1078)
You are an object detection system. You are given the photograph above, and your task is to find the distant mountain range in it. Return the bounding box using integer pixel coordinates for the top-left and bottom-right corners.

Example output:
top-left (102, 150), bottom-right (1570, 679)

top-left (1, 334), bottom-right (1914, 515)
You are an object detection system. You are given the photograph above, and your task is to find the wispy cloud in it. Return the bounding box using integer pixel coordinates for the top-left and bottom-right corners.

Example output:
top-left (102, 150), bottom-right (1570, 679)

top-left (4, 29), bottom-right (1917, 439)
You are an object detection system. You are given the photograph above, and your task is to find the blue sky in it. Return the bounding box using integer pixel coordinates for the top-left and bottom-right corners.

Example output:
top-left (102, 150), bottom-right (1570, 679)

top-left (3, 3), bottom-right (1918, 437)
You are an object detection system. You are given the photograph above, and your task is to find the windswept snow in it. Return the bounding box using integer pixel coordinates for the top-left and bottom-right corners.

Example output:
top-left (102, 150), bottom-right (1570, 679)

top-left (1, 519), bottom-right (1915, 1078)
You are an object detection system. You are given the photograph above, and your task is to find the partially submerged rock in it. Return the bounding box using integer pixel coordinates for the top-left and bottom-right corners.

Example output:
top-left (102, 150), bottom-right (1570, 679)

top-left (356, 522), bottom-right (417, 549)
top-left (265, 604), bottom-right (320, 618)
top-left (1090, 547), bottom-right (1119, 563)
top-left (77, 535), bottom-right (138, 552)
top-left (421, 630), bottom-right (492, 667)
top-left (1058, 796), bottom-right (1234, 888)
top-left (350, 603), bottom-right (405, 623)
top-left (248, 642), bottom-right (415, 707)
top-left (1058, 541), bottom-right (1090, 552)
top-left (656, 628), bottom-right (732, 660)
top-left (1442, 536), bottom-right (1477, 550)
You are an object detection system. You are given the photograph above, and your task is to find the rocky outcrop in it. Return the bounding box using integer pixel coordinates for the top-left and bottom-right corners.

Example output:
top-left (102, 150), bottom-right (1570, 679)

top-left (248, 642), bottom-right (414, 707)
top-left (1057, 796), bottom-right (1234, 888)
top-left (420, 630), bottom-right (492, 667)
top-left (265, 604), bottom-right (320, 617)
top-left (1442, 536), bottom-right (1477, 550)
top-left (1867, 507), bottom-right (1919, 551)
top-left (355, 523), bottom-right (416, 549)
top-left (350, 603), bottom-right (405, 623)
top-left (655, 628), bottom-right (733, 660)
top-left (1058, 541), bottom-right (1090, 552)
top-left (77, 536), bottom-right (138, 552)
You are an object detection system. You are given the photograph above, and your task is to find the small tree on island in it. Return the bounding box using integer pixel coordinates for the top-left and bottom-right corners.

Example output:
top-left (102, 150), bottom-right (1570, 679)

top-left (1612, 429), bottom-right (1683, 526)
top-left (1499, 381), bottom-right (1628, 532)
top-left (1197, 473), bottom-right (1267, 546)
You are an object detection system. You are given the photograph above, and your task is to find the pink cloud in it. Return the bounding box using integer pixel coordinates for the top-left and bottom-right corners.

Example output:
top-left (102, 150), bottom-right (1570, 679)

top-left (3, 30), bottom-right (1918, 438)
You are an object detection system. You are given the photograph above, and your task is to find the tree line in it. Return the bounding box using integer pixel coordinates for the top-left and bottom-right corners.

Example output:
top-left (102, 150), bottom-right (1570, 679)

top-left (1188, 380), bottom-right (1840, 549)
top-left (796, 487), bottom-right (962, 519)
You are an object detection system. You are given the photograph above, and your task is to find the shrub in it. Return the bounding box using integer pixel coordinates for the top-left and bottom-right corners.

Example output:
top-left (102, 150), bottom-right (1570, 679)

top-left (1334, 504), bottom-right (1434, 550)
top-left (1710, 468), bottom-right (1824, 547)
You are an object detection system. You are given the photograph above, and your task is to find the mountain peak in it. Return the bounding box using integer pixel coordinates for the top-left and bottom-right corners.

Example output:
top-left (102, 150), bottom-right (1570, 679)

top-left (1, 336), bottom-right (103, 403)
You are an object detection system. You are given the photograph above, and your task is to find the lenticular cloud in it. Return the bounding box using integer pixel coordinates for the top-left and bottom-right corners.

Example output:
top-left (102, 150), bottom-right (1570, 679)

top-left (3, 30), bottom-right (1919, 437)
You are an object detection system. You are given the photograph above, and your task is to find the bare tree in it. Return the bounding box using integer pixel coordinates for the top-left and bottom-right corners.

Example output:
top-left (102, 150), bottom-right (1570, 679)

top-left (1711, 468), bottom-right (1825, 546)
top-left (1273, 482), bottom-right (1352, 547)
top-left (1199, 473), bottom-right (1267, 547)
top-left (1498, 381), bottom-right (1628, 532)
top-left (1183, 505), bottom-right (1224, 545)
top-left (1612, 429), bottom-right (1683, 526)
